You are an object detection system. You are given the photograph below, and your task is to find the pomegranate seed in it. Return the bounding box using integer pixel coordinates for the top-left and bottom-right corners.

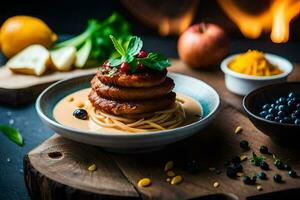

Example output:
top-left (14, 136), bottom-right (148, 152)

top-left (137, 50), bottom-right (147, 58)
top-left (120, 62), bottom-right (130, 73)
top-left (137, 62), bottom-right (145, 70)
top-left (103, 62), bottom-right (110, 70)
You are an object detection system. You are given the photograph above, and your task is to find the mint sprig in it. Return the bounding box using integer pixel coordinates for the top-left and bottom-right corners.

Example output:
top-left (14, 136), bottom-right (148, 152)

top-left (108, 35), bottom-right (170, 72)
top-left (0, 125), bottom-right (23, 146)
top-left (137, 52), bottom-right (171, 71)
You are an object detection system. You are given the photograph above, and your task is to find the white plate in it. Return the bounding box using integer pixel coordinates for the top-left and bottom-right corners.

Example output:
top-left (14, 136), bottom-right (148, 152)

top-left (36, 72), bottom-right (220, 153)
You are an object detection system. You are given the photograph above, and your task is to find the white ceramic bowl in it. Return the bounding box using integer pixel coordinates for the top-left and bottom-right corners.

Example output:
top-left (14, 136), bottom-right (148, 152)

top-left (221, 53), bottom-right (293, 96)
top-left (36, 72), bottom-right (220, 153)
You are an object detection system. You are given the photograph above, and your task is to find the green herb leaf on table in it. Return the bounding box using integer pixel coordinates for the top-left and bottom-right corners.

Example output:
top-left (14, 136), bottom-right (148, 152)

top-left (0, 125), bottom-right (23, 146)
top-left (250, 152), bottom-right (265, 166)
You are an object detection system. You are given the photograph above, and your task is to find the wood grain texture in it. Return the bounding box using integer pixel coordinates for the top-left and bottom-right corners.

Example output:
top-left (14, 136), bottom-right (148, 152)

top-left (23, 60), bottom-right (300, 199)
top-left (24, 135), bottom-right (139, 200)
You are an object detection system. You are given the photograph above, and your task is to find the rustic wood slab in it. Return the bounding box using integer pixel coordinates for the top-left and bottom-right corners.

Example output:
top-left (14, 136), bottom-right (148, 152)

top-left (23, 60), bottom-right (300, 199)
top-left (24, 102), bottom-right (300, 200)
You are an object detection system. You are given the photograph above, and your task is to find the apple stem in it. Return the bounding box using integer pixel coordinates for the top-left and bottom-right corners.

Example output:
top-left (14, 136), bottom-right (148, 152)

top-left (199, 23), bottom-right (206, 33)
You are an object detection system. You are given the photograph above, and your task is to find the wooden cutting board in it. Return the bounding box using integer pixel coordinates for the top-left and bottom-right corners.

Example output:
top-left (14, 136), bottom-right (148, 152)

top-left (24, 61), bottom-right (300, 200)
top-left (0, 66), bottom-right (98, 106)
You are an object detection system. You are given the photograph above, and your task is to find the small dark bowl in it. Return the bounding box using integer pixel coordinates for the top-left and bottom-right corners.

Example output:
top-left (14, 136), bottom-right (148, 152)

top-left (243, 82), bottom-right (300, 145)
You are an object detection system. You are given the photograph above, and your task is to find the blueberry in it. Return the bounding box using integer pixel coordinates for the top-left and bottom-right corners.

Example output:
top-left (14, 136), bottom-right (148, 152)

top-left (262, 104), bottom-right (270, 110)
top-left (278, 97), bottom-right (286, 104)
top-left (288, 170), bottom-right (297, 178)
top-left (73, 109), bottom-right (88, 120)
top-left (279, 119), bottom-right (286, 124)
top-left (291, 113), bottom-right (297, 120)
top-left (226, 166), bottom-right (236, 178)
top-left (242, 176), bottom-right (252, 184)
top-left (257, 172), bottom-right (267, 180)
top-left (274, 160), bottom-right (284, 169)
top-left (271, 103), bottom-right (275, 108)
top-left (294, 110), bottom-right (300, 116)
top-left (283, 117), bottom-right (291, 123)
top-left (259, 146), bottom-right (269, 154)
top-left (232, 156), bottom-right (241, 163)
top-left (278, 111), bottom-right (286, 117)
top-left (278, 105), bottom-right (287, 112)
top-left (268, 108), bottom-right (276, 114)
top-left (295, 119), bottom-right (300, 125)
top-left (240, 140), bottom-right (249, 150)
top-left (233, 163), bottom-right (243, 172)
top-left (265, 114), bottom-right (274, 121)
top-left (185, 160), bottom-right (200, 174)
top-left (243, 176), bottom-right (256, 185)
top-left (260, 111), bottom-right (268, 118)
top-left (275, 116), bottom-right (281, 122)
top-left (260, 161), bottom-right (269, 170)
top-left (224, 160), bottom-right (230, 167)
top-left (284, 163), bottom-right (291, 170)
top-left (275, 105), bottom-right (279, 110)
top-left (288, 92), bottom-right (296, 98)
top-left (288, 99), bottom-right (296, 108)
top-left (296, 103), bottom-right (300, 109)
top-left (273, 174), bottom-right (282, 183)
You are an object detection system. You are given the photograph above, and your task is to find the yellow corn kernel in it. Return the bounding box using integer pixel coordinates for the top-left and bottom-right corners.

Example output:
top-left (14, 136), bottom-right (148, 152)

top-left (171, 175), bottom-right (183, 185)
top-left (138, 178), bottom-right (151, 187)
top-left (164, 161), bottom-right (174, 172)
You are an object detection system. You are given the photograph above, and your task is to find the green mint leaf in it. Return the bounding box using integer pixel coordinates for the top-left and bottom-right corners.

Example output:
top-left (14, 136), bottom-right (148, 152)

top-left (0, 125), bottom-right (23, 146)
top-left (108, 58), bottom-right (123, 67)
top-left (128, 59), bottom-right (138, 73)
top-left (123, 54), bottom-right (134, 63)
top-left (126, 36), bottom-right (143, 56)
top-left (109, 35), bottom-right (125, 56)
top-left (138, 52), bottom-right (171, 71)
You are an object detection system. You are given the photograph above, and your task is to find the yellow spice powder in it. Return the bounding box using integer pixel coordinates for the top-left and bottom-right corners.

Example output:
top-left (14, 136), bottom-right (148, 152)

top-left (229, 50), bottom-right (282, 76)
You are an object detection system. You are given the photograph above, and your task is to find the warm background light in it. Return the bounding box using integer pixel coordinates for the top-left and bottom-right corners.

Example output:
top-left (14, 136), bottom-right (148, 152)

top-left (218, 0), bottom-right (300, 43)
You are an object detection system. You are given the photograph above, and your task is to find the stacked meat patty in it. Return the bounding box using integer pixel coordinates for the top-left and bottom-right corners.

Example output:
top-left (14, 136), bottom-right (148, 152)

top-left (88, 68), bottom-right (176, 118)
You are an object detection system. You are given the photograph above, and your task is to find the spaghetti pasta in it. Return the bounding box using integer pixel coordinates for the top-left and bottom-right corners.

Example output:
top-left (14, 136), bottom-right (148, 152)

top-left (87, 99), bottom-right (188, 133)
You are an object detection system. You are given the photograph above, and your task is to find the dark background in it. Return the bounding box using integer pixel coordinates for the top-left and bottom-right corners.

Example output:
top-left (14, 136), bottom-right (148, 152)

top-left (0, 0), bottom-right (299, 62)
top-left (0, 1), bottom-right (300, 200)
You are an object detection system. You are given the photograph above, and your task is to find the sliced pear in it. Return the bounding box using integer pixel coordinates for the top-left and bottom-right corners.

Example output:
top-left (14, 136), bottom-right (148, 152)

top-left (50, 46), bottom-right (76, 71)
top-left (6, 45), bottom-right (50, 76)
top-left (75, 38), bottom-right (92, 68)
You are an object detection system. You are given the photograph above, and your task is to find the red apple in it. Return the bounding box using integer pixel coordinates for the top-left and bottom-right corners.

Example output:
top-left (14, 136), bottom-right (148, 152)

top-left (178, 23), bottom-right (229, 69)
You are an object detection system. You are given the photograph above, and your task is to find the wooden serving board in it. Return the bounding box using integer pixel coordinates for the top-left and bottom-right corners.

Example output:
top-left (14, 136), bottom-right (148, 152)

top-left (24, 62), bottom-right (300, 200)
top-left (24, 102), bottom-right (300, 200)
top-left (0, 66), bottom-right (98, 106)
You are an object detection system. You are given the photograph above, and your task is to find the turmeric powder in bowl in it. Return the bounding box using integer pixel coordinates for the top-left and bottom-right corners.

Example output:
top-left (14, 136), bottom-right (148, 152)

top-left (229, 50), bottom-right (283, 76)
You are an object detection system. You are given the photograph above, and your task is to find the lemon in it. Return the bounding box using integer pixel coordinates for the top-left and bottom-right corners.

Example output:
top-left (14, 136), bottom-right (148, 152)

top-left (0, 16), bottom-right (57, 58)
